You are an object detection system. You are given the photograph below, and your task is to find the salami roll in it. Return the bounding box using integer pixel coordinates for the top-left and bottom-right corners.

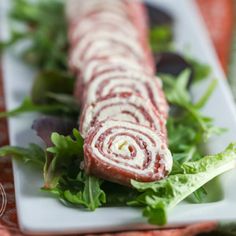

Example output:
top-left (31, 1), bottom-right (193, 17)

top-left (67, 0), bottom-right (172, 185)
top-left (84, 119), bottom-right (172, 185)
top-left (84, 70), bottom-right (169, 119)
top-left (80, 92), bottom-right (166, 138)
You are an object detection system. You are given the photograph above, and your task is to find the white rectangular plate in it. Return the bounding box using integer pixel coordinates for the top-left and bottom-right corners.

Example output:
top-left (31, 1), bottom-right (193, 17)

top-left (2, 0), bottom-right (236, 234)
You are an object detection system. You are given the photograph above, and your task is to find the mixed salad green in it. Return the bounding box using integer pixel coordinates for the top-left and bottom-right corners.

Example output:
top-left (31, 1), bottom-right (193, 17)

top-left (0, 0), bottom-right (235, 225)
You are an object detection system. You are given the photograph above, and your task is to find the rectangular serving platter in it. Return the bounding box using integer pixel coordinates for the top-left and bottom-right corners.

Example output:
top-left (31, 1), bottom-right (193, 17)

top-left (2, 0), bottom-right (236, 234)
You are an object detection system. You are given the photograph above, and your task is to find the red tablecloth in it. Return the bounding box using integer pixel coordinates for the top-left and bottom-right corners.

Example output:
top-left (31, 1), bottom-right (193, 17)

top-left (0, 0), bottom-right (234, 235)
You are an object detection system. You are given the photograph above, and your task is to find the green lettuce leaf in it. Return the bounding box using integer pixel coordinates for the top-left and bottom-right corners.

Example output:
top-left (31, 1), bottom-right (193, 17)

top-left (149, 26), bottom-right (173, 52)
top-left (0, 128), bottom-right (106, 211)
top-left (47, 93), bottom-right (79, 110)
top-left (31, 70), bottom-right (74, 105)
top-left (102, 182), bottom-right (139, 206)
top-left (188, 58), bottom-right (211, 82)
top-left (62, 173), bottom-right (106, 211)
top-left (43, 129), bottom-right (106, 210)
top-left (5, 0), bottom-right (68, 70)
top-left (0, 69), bottom-right (79, 119)
top-left (187, 186), bottom-right (207, 203)
top-left (44, 129), bottom-right (83, 189)
top-left (163, 70), bottom-right (224, 189)
top-left (0, 97), bottom-right (78, 119)
top-left (0, 143), bottom-right (45, 168)
top-left (130, 143), bottom-right (236, 225)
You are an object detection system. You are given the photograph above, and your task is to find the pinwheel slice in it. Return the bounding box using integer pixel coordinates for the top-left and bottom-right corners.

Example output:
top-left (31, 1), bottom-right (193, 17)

top-left (69, 13), bottom-right (138, 44)
top-left (66, 0), bottom-right (147, 32)
top-left (73, 60), bottom-right (145, 101)
top-left (84, 119), bottom-right (172, 185)
top-left (80, 92), bottom-right (166, 138)
top-left (81, 57), bottom-right (145, 84)
top-left (69, 32), bottom-right (145, 70)
top-left (66, 0), bottom-right (129, 21)
top-left (84, 70), bottom-right (169, 119)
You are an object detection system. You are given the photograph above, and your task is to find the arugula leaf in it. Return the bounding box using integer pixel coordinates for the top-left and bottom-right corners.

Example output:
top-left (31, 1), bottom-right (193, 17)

top-left (188, 58), bottom-right (211, 82)
top-left (31, 70), bottom-right (75, 105)
top-left (42, 129), bottom-right (106, 210)
top-left (130, 143), bottom-right (236, 225)
top-left (188, 186), bottom-right (207, 203)
top-left (3, 0), bottom-right (68, 70)
top-left (0, 143), bottom-right (45, 168)
top-left (0, 70), bottom-right (79, 119)
top-left (0, 97), bottom-right (78, 119)
top-left (0, 30), bottom-right (31, 51)
top-left (0, 128), bottom-right (106, 211)
top-left (0, 129), bottom-right (84, 183)
top-left (102, 182), bottom-right (139, 206)
top-left (47, 93), bottom-right (80, 110)
top-left (162, 70), bottom-right (223, 141)
top-left (63, 173), bottom-right (106, 211)
top-left (160, 70), bottom-right (224, 204)
top-left (149, 26), bottom-right (173, 52)
top-left (47, 129), bottom-right (83, 159)
top-left (82, 174), bottom-right (106, 210)
top-left (45, 176), bottom-right (106, 211)
top-left (44, 129), bottom-right (83, 189)
top-left (161, 69), bottom-right (191, 105)
top-left (194, 79), bottom-right (217, 109)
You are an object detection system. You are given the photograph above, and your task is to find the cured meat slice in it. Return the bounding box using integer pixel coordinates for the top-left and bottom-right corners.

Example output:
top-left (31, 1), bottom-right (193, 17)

top-left (80, 92), bottom-right (166, 138)
top-left (84, 119), bottom-right (172, 185)
top-left (84, 70), bottom-right (169, 119)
